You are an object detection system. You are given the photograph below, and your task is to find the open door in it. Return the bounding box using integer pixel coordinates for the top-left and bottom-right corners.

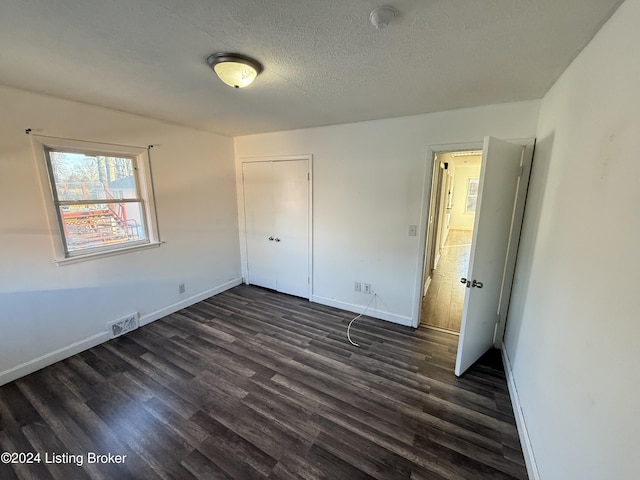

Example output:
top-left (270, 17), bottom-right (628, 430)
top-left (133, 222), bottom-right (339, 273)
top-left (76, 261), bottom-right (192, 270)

top-left (454, 137), bottom-right (532, 376)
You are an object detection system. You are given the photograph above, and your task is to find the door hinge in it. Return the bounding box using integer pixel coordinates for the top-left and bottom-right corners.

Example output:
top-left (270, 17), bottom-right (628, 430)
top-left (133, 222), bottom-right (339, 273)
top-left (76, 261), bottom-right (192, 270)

top-left (307, 172), bottom-right (310, 181)
top-left (518, 166), bottom-right (524, 177)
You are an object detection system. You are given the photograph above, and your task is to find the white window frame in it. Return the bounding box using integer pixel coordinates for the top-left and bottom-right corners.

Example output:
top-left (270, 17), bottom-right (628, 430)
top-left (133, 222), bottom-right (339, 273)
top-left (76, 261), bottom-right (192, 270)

top-left (33, 137), bottom-right (161, 264)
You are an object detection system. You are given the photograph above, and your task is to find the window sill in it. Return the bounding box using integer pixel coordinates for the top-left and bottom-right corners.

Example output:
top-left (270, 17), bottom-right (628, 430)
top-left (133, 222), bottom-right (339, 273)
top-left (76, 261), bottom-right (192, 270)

top-left (55, 241), bottom-right (163, 266)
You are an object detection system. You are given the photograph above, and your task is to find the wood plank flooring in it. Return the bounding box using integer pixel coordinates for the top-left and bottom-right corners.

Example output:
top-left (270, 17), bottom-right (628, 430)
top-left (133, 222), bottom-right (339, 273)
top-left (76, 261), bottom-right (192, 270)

top-left (0, 285), bottom-right (527, 479)
top-left (421, 230), bottom-right (473, 333)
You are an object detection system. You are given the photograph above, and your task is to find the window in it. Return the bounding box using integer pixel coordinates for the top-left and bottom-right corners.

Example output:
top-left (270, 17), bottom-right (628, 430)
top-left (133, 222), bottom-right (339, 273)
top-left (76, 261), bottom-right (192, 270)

top-left (465, 177), bottom-right (479, 213)
top-left (36, 139), bottom-right (160, 262)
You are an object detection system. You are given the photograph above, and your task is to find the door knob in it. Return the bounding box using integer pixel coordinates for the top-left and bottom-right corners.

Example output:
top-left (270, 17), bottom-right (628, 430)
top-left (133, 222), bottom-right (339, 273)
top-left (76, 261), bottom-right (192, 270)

top-left (472, 280), bottom-right (483, 288)
top-left (274, 238), bottom-right (281, 242)
top-left (268, 236), bottom-right (274, 241)
top-left (460, 277), bottom-right (471, 288)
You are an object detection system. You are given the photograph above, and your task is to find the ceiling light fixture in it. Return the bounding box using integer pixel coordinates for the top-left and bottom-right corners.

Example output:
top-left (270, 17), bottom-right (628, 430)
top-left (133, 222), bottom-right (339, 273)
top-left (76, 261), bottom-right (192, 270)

top-left (207, 53), bottom-right (263, 89)
top-left (370, 6), bottom-right (397, 29)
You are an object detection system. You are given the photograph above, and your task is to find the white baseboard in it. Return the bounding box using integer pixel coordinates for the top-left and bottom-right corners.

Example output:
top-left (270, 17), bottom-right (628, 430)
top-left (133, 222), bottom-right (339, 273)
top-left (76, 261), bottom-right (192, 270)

top-left (423, 276), bottom-right (432, 296)
top-left (433, 253), bottom-right (441, 270)
top-left (501, 348), bottom-right (541, 480)
top-left (0, 278), bottom-right (242, 386)
top-left (0, 331), bottom-right (110, 386)
top-left (139, 277), bottom-right (242, 327)
top-left (310, 295), bottom-right (413, 327)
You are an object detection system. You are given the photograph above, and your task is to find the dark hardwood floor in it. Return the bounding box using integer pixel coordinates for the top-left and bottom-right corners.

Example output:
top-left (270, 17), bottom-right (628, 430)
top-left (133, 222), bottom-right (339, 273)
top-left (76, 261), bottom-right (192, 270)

top-left (0, 285), bottom-right (527, 479)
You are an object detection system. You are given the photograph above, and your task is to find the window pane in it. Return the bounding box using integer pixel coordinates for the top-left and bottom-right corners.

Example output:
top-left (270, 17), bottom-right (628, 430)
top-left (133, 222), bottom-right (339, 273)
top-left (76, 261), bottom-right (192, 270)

top-left (49, 152), bottom-right (138, 201)
top-left (60, 202), bottom-right (147, 253)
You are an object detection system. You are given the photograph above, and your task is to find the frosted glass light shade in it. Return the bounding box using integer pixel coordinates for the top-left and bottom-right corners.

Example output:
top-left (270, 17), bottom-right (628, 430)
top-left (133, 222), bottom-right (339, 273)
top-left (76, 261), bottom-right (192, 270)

top-left (214, 61), bottom-right (258, 88)
top-left (207, 53), bottom-right (263, 89)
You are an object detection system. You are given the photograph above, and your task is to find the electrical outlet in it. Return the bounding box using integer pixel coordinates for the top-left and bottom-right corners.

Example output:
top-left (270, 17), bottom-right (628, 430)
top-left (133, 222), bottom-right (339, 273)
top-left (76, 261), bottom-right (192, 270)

top-left (179, 283), bottom-right (186, 294)
top-left (354, 281), bottom-right (362, 292)
top-left (364, 283), bottom-right (372, 294)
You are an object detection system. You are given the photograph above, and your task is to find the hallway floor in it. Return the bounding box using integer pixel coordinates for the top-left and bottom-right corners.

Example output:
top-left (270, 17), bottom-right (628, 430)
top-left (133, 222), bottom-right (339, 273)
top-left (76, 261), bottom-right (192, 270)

top-left (421, 229), bottom-right (473, 333)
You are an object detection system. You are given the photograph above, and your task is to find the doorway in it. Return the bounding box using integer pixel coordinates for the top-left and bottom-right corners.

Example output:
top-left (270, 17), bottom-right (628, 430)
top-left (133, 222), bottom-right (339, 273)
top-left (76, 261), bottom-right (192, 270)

top-left (420, 150), bottom-right (482, 334)
top-left (415, 138), bottom-right (534, 376)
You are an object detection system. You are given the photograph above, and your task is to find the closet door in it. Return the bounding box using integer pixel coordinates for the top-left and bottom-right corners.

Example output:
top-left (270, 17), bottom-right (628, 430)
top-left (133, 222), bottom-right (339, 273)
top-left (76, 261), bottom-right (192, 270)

top-left (242, 159), bottom-right (309, 298)
top-left (243, 161), bottom-right (277, 290)
top-left (273, 160), bottom-right (309, 298)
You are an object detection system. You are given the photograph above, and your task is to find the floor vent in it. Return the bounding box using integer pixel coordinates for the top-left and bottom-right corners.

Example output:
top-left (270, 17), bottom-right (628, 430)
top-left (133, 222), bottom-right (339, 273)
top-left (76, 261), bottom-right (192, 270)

top-left (107, 313), bottom-right (139, 339)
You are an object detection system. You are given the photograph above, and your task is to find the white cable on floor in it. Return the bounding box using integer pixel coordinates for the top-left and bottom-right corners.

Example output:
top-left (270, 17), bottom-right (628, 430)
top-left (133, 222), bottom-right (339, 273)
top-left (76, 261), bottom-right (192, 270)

top-left (347, 293), bottom-right (377, 347)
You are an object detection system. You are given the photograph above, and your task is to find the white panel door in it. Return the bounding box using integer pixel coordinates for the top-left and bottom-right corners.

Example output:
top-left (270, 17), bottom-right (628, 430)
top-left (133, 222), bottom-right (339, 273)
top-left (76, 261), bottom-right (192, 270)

top-left (243, 160), bottom-right (309, 298)
top-left (455, 137), bottom-right (526, 376)
top-left (273, 160), bottom-right (309, 297)
top-left (243, 161), bottom-right (277, 290)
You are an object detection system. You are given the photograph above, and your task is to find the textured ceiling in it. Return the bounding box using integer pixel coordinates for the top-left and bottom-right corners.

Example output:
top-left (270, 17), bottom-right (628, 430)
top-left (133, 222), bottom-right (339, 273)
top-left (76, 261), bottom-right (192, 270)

top-left (0, 0), bottom-right (624, 137)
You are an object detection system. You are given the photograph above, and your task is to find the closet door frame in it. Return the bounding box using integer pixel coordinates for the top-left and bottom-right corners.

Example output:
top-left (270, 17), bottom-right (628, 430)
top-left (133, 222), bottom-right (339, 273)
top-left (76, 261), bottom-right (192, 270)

top-left (238, 154), bottom-right (313, 300)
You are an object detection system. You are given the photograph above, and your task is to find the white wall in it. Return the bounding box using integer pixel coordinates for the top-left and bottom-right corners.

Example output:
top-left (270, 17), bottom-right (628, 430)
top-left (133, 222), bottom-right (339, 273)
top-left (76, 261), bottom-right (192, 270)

top-left (504, 0), bottom-right (640, 478)
top-left (449, 164), bottom-right (481, 230)
top-left (235, 101), bottom-right (539, 325)
top-left (0, 86), bottom-right (241, 385)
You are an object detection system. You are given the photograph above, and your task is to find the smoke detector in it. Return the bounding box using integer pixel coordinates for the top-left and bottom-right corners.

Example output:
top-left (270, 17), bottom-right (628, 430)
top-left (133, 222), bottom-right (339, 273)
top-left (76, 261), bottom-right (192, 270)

top-left (370, 6), bottom-right (397, 29)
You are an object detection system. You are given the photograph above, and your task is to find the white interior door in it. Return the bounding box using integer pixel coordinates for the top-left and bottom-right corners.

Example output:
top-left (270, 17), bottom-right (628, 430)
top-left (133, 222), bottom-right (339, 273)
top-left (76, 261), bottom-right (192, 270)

top-left (243, 162), bottom-right (277, 290)
top-left (434, 163), bottom-right (447, 268)
top-left (243, 159), bottom-right (309, 298)
top-left (443, 171), bottom-right (453, 242)
top-left (273, 160), bottom-right (309, 298)
top-left (455, 137), bottom-right (527, 376)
